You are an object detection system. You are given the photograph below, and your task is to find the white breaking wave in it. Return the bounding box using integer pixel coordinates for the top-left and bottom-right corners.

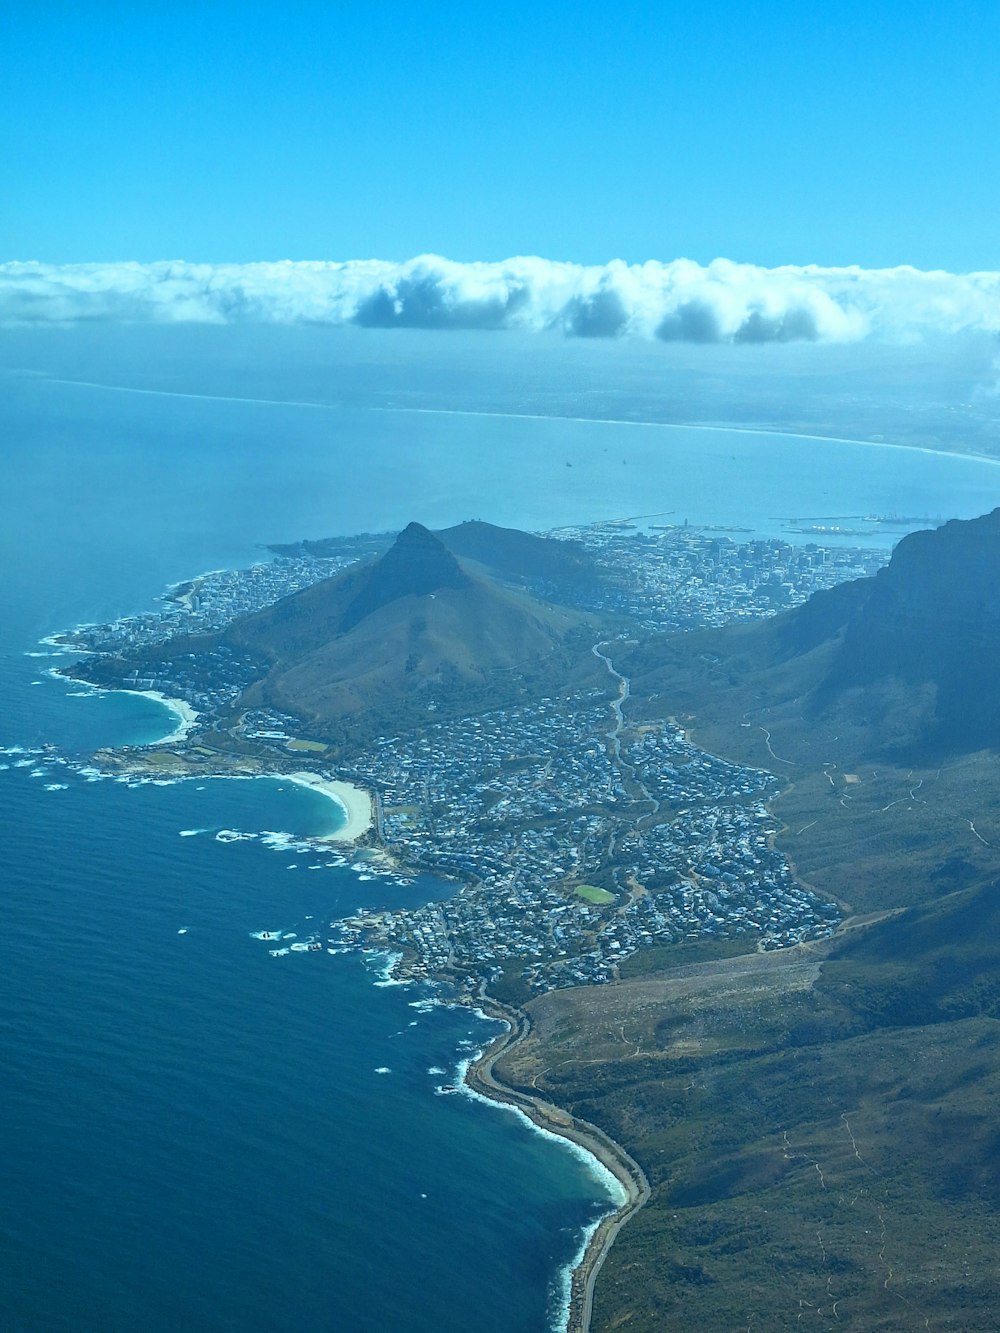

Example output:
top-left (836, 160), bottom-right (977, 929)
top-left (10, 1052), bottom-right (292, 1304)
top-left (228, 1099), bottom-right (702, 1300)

top-left (5, 253), bottom-right (1000, 343)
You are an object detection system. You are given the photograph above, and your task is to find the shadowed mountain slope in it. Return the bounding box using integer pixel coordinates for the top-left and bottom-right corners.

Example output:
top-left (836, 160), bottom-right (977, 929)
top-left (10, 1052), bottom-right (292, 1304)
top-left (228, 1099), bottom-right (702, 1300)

top-left (338, 521), bottom-right (469, 632)
top-left (270, 519), bottom-right (602, 602)
top-left (436, 520), bottom-right (600, 596)
top-left (627, 508), bottom-right (1000, 761)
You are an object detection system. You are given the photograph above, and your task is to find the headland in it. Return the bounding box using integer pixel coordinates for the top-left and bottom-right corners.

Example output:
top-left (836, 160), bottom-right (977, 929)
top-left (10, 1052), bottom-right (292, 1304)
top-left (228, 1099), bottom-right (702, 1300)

top-left (50, 512), bottom-right (1000, 1329)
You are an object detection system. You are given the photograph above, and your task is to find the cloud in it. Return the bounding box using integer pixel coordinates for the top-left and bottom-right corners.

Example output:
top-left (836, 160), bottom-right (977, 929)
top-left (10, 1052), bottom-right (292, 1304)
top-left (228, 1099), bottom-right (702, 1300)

top-left (3, 253), bottom-right (1000, 344)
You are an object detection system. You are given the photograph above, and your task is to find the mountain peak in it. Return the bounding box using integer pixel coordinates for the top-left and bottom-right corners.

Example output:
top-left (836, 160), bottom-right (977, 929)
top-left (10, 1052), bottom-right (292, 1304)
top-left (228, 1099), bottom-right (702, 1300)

top-left (397, 520), bottom-right (435, 541)
top-left (338, 521), bottom-right (468, 632)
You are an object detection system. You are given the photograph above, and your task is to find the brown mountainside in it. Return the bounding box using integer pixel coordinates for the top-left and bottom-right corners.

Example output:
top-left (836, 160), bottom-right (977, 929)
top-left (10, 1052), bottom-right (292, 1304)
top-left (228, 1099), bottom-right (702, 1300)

top-left (627, 508), bottom-right (1000, 763)
top-left (510, 511), bottom-right (1000, 1333)
top-left (269, 518), bottom-right (601, 601)
top-left (225, 522), bottom-right (602, 743)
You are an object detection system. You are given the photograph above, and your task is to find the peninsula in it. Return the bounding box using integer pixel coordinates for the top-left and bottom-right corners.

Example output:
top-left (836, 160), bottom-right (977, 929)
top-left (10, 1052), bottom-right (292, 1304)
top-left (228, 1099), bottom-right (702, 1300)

top-left (53, 511), bottom-right (1000, 1329)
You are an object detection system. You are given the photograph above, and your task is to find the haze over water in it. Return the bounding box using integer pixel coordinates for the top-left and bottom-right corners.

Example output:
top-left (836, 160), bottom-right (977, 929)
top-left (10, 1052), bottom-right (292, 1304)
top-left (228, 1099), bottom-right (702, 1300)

top-left (3, 331), bottom-right (1000, 1331)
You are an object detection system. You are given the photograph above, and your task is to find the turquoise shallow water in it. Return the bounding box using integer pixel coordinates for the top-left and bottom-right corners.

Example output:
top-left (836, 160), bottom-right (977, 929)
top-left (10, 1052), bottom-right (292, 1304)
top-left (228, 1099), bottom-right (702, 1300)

top-left (3, 343), bottom-right (1000, 1331)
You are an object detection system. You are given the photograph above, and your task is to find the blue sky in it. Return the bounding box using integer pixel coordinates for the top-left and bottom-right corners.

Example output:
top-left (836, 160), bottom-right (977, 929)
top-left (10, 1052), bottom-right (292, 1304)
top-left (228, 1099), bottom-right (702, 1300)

top-left (3, 1), bottom-right (1000, 269)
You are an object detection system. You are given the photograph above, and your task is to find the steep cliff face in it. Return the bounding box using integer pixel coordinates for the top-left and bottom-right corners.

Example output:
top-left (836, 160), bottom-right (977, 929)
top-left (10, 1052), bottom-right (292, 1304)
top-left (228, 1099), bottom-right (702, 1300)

top-left (822, 509), bottom-right (1000, 751)
top-left (337, 523), bottom-right (469, 633)
top-left (839, 509), bottom-right (1000, 680)
top-left (629, 509), bottom-right (1000, 760)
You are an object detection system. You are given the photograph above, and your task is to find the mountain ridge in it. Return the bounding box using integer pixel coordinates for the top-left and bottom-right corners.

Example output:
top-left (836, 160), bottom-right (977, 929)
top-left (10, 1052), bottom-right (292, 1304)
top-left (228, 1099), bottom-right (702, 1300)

top-left (627, 507), bottom-right (1000, 762)
top-left (337, 522), bottom-right (470, 633)
top-left (268, 519), bottom-right (602, 603)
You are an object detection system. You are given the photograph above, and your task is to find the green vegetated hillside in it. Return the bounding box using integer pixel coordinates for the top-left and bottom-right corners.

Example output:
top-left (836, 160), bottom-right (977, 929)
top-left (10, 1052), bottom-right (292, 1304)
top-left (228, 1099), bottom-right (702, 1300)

top-left (501, 510), bottom-right (1000, 1330)
top-left (502, 890), bottom-right (1000, 1330)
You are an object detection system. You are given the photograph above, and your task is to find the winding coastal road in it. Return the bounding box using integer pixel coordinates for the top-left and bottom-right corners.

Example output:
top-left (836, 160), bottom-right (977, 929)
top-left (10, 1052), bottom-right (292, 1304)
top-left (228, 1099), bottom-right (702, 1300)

top-left (454, 648), bottom-right (656, 1329)
top-left (465, 994), bottom-right (650, 1333)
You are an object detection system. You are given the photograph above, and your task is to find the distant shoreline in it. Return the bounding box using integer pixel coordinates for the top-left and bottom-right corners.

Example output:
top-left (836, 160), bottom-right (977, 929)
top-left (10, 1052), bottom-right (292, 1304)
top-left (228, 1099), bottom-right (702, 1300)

top-left (30, 373), bottom-right (1000, 468)
top-left (380, 404), bottom-right (1000, 468)
top-left (464, 996), bottom-right (650, 1333)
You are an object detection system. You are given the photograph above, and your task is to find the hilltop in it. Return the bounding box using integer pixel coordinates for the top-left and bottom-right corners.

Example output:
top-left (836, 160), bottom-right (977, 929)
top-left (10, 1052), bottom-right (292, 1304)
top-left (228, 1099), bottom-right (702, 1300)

top-left (269, 518), bottom-right (602, 605)
top-left (225, 522), bottom-right (605, 747)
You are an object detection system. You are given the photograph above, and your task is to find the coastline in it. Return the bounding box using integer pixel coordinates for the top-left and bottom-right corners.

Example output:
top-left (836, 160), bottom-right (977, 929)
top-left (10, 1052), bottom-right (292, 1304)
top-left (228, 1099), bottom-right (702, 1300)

top-left (464, 996), bottom-right (650, 1333)
top-left (384, 405), bottom-right (1000, 467)
top-left (123, 689), bottom-right (201, 744)
top-left (97, 759), bottom-right (376, 846)
top-left (52, 667), bottom-right (374, 844)
top-left (284, 771), bottom-right (373, 842)
top-left (58, 638), bottom-right (630, 1317)
top-left (35, 374), bottom-right (1000, 469)
top-left (55, 671), bottom-right (201, 745)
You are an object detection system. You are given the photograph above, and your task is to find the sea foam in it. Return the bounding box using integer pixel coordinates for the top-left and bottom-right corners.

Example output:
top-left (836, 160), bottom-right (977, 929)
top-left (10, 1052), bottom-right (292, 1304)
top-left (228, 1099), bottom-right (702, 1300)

top-left (457, 1064), bottom-right (628, 1207)
top-left (367, 951), bottom-right (407, 987)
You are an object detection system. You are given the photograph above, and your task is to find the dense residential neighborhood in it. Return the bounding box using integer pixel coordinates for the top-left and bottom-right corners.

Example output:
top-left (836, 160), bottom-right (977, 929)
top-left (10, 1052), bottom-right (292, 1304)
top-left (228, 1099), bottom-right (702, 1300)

top-left (58, 521), bottom-right (882, 993)
top-left (571, 520), bottom-right (885, 629)
top-left (337, 698), bottom-right (838, 995)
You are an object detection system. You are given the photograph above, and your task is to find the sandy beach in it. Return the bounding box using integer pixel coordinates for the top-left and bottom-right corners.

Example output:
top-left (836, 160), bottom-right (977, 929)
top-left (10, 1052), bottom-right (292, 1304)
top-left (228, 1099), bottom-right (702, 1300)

top-left (55, 672), bottom-right (201, 745)
top-left (286, 772), bottom-right (373, 842)
top-left (126, 690), bottom-right (201, 744)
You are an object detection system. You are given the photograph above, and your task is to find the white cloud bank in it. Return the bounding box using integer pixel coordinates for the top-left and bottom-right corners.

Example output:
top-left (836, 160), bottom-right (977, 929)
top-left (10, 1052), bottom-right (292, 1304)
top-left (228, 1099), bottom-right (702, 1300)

top-left (3, 254), bottom-right (1000, 343)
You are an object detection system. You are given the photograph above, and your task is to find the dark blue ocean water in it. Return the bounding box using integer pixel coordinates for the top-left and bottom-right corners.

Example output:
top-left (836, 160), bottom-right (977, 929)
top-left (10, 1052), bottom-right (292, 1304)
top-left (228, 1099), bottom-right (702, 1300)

top-left (2, 343), bottom-right (1000, 1332)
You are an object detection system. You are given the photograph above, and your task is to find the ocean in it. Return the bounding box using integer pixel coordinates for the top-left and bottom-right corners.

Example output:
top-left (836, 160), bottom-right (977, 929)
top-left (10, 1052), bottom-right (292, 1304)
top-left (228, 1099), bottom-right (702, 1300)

top-left (2, 334), bottom-right (1000, 1331)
